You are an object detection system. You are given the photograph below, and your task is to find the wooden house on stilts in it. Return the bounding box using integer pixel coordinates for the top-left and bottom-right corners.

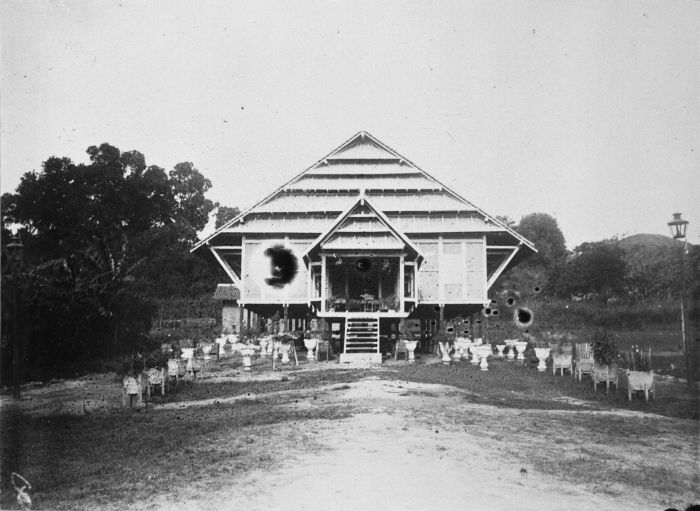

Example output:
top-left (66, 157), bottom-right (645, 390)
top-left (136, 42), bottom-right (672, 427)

top-left (193, 132), bottom-right (536, 363)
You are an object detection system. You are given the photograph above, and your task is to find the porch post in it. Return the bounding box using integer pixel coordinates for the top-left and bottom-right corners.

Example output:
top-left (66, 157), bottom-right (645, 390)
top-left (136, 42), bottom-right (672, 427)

top-left (399, 255), bottom-right (405, 313)
top-left (238, 304), bottom-right (244, 334)
top-left (321, 254), bottom-right (327, 313)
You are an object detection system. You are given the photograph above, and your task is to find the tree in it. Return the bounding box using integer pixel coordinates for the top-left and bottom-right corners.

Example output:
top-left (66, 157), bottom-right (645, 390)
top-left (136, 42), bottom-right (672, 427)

top-left (215, 205), bottom-right (241, 229)
top-left (1, 144), bottom-right (219, 381)
top-left (169, 162), bottom-right (213, 232)
top-left (516, 213), bottom-right (567, 268)
top-left (549, 240), bottom-right (627, 299)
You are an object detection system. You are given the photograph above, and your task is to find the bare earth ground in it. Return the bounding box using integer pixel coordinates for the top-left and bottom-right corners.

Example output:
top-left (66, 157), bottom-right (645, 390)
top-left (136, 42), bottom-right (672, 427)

top-left (1, 358), bottom-right (698, 511)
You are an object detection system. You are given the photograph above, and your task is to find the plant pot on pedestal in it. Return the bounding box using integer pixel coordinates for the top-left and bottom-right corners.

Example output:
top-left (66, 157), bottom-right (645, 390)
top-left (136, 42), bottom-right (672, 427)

top-left (240, 346), bottom-right (255, 371)
top-left (404, 340), bottom-right (418, 362)
top-left (505, 340), bottom-right (517, 361)
top-left (533, 348), bottom-right (551, 372)
top-left (438, 342), bottom-right (452, 365)
top-left (513, 341), bottom-right (528, 363)
top-left (304, 337), bottom-right (318, 361)
top-left (478, 345), bottom-right (491, 371)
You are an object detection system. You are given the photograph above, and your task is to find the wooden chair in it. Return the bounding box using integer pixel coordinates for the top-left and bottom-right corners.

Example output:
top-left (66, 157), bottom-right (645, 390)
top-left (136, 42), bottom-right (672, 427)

top-left (593, 364), bottom-right (619, 393)
top-left (574, 343), bottom-right (594, 381)
top-left (167, 358), bottom-right (183, 388)
top-left (145, 367), bottom-right (166, 400)
top-left (122, 374), bottom-right (143, 408)
top-left (625, 370), bottom-right (655, 401)
top-left (551, 344), bottom-right (573, 375)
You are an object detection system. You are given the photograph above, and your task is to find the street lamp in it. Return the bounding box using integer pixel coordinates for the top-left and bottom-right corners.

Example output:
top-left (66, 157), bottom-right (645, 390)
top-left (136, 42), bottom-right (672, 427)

top-left (668, 212), bottom-right (689, 239)
top-left (7, 233), bottom-right (24, 400)
top-left (667, 213), bottom-right (692, 388)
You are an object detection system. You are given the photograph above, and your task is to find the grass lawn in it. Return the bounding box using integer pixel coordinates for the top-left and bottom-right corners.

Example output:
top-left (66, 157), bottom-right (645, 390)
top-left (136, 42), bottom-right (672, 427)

top-left (1, 353), bottom-right (697, 510)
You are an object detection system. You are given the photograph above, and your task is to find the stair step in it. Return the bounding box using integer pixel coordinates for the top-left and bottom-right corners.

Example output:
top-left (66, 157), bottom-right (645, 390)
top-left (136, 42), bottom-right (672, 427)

top-left (344, 317), bottom-right (380, 359)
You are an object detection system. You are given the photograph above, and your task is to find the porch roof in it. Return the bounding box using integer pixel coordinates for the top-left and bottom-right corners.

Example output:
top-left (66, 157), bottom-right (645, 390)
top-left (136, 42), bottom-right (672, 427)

top-left (303, 194), bottom-right (425, 262)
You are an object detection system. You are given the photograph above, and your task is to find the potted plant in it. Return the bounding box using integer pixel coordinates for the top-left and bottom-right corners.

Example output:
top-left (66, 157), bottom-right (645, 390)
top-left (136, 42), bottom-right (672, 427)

top-left (532, 337), bottom-right (551, 373)
top-left (402, 327), bottom-right (420, 363)
top-left (305, 323), bottom-right (327, 361)
top-left (592, 329), bottom-right (620, 392)
top-left (494, 339), bottom-right (506, 358)
top-left (624, 345), bottom-right (654, 401)
top-left (476, 343), bottom-right (492, 371)
top-left (512, 336), bottom-right (529, 363)
top-left (275, 332), bottom-right (296, 365)
top-left (238, 326), bottom-right (259, 371)
top-left (302, 327), bottom-right (321, 361)
top-left (433, 329), bottom-right (452, 365)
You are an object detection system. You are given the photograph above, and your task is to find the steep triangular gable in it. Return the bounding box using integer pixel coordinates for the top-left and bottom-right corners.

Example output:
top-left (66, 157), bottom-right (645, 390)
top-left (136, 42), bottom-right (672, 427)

top-left (326, 133), bottom-right (401, 160)
top-left (303, 194), bottom-right (424, 260)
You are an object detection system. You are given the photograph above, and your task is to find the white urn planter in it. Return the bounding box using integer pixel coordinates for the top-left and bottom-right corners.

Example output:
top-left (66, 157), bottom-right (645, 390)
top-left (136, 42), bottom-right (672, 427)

top-left (496, 344), bottom-right (506, 358)
top-left (505, 340), bottom-right (517, 361)
top-left (452, 339), bottom-right (464, 361)
top-left (469, 345), bottom-right (480, 365)
top-left (438, 342), bottom-right (452, 365)
top-left (513, 341), bottom-right (528, 363)
top-left (215, 338), bottom-right (227, 357)
top-left (279, 342), bottom-right (291, 364)
top-left (304, 337), bottom-right (318, 361)
top-left (202, 345), bottom-right (213, 362)
top-left (404, 340), bottom-right (418, 362)
top-left (533, 348), bottom-right (551, 372)
top-left (241, 346), bottom-right (255, 371)
top-left (478, 345), bottom-right (491, 371)
top-left (258, 338), bottom-right (269, 357)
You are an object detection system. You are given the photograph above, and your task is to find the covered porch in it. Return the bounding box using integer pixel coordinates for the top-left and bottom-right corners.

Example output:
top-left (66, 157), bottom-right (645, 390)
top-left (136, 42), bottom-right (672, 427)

top-left (310, 254), bottom-right (416, 316)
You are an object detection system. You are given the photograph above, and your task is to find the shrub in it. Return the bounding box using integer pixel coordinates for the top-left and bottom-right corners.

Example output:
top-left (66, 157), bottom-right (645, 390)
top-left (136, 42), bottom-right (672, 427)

top-left (592, 329), bottom-right (619, 366)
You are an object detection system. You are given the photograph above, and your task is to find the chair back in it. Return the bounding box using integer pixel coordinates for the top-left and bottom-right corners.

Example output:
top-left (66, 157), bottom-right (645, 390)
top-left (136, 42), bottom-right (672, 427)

top-left (575, 343), bottom-right (593, 360)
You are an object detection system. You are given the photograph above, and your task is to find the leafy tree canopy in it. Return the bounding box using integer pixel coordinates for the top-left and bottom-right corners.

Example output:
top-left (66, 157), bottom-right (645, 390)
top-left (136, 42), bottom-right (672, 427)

top-left (1, 144), bottom-right (223, 381)
top-left (516, 213), bottom-right (567, 268)
top-left (215, 205), bottom-right (241, 229)
top-left (549, 239), bottom-right (627, 299)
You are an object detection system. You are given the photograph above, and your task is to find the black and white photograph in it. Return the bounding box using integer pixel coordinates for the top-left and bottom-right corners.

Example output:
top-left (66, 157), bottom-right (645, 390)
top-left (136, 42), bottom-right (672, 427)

top-left (1, 1), bottom-right (698, 509)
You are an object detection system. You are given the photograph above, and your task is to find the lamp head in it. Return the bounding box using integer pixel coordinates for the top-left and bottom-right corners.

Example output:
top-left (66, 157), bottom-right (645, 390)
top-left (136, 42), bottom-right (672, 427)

top-left (668, 212), bottom-right (689, 240)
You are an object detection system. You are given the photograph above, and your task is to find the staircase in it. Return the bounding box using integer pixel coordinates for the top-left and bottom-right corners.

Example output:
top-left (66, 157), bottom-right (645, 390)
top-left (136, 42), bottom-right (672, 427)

top-left (340, 316), bottom-right (382, 365)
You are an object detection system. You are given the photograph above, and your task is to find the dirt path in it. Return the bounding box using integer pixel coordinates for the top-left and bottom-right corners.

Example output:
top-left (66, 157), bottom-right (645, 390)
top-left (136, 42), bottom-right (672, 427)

top-left (2, 367), bottom-right (696, 510)
top-left (135, 378), bottom-right (692, 511)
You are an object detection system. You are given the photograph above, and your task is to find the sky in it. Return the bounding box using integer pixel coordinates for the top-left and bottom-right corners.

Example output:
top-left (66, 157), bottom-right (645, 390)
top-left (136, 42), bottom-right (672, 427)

top-left (1, 0), bottom-right (699, 249)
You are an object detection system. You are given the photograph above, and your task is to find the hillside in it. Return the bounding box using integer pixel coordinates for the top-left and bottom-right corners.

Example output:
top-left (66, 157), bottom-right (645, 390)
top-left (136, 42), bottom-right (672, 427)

top-left (618, 233), bottom-right (681, 250)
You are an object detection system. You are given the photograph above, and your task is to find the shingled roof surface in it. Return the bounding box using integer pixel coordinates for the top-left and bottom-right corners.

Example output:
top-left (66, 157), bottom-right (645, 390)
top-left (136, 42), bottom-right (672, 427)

top-left (213, 284), bottom-right (240, 301)
top-left (193, 131), bottom-right (536, 253)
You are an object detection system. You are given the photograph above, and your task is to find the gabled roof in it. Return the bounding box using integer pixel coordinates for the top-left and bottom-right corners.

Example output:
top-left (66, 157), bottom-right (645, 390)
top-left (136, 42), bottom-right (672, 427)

top-left (213, 283), bottom-right (240, 301)
top-left (192, 131), bottom-right (537, 254)
top-left (303, 194), bottom-right (425, 260)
